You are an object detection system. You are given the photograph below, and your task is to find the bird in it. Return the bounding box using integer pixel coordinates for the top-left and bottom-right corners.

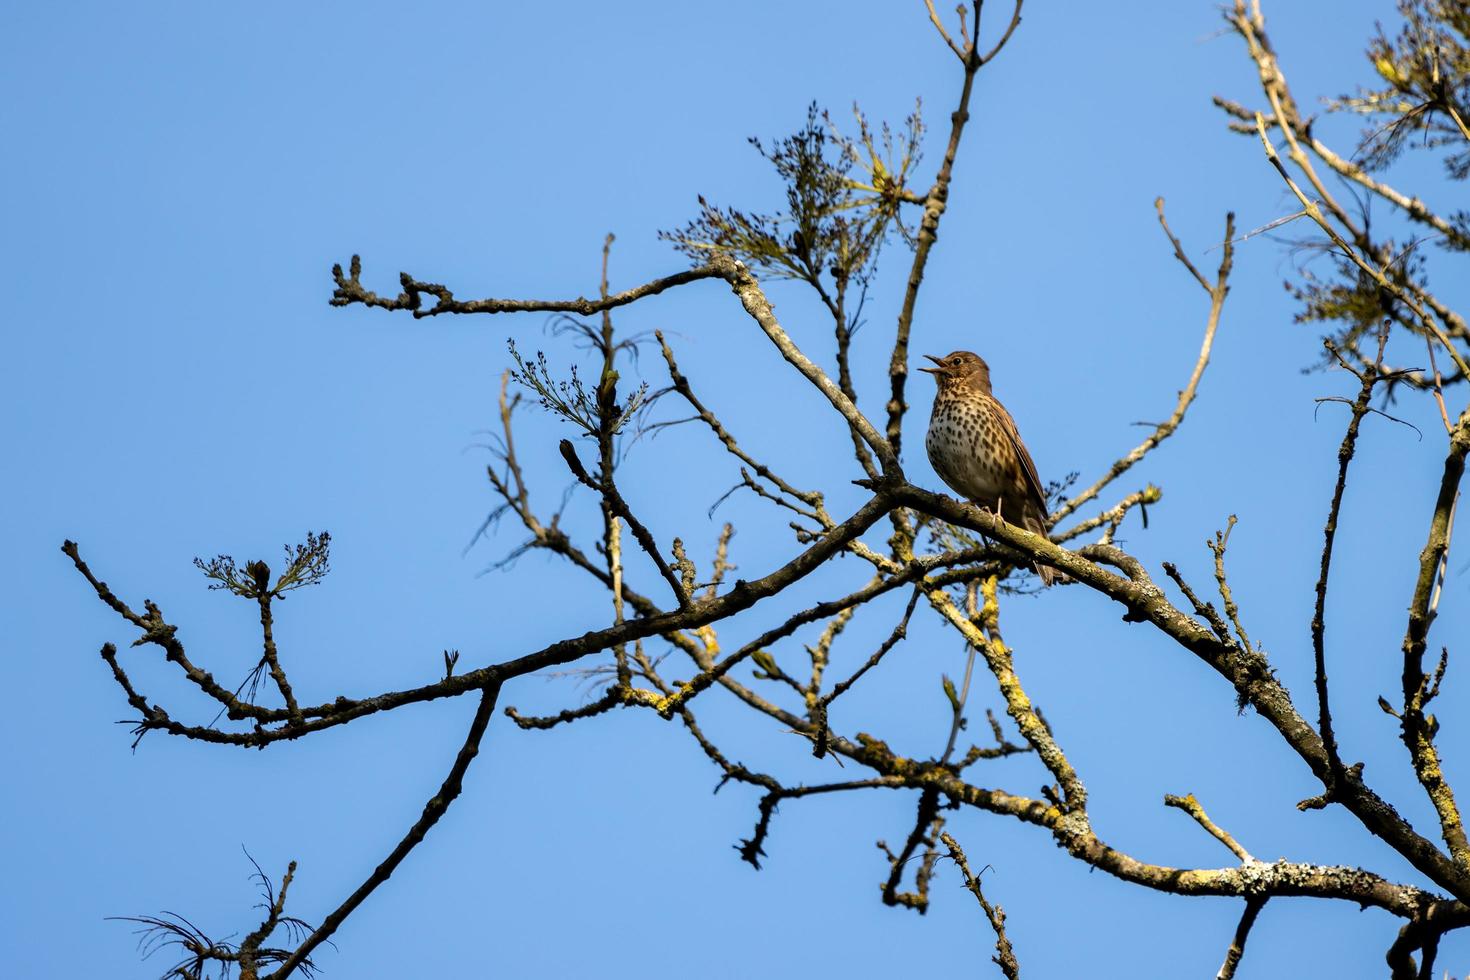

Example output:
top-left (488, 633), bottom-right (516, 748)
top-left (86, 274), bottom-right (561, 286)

top-left (919, 350), bottom-right (1060, 586)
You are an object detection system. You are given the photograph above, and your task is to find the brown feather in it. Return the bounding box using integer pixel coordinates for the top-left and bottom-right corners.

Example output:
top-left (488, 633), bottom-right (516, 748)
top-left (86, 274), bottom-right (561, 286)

top-left (992, 399), bottom-right (1051, 526)
top-left (921, 349), bottom-right (1063, 586)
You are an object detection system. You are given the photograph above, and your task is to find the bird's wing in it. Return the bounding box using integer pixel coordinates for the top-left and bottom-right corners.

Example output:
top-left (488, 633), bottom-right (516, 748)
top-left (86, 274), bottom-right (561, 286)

top-left (994, 401), bottom-right (1051, 525)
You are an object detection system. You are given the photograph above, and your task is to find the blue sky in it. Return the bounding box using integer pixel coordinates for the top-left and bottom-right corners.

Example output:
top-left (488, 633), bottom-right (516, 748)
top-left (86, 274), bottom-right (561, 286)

top-left (5, 1), bottom-right (1468, 976)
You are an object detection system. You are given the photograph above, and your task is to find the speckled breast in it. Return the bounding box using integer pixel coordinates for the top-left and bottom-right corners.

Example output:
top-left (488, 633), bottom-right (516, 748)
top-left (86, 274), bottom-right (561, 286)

top-left (925, 393), bottom-right (1010, 509)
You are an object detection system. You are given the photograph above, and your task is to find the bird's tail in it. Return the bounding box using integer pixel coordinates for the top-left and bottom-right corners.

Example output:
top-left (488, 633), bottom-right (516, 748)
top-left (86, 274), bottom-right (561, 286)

top-left (1024, 513), bottom-right (1066, 587)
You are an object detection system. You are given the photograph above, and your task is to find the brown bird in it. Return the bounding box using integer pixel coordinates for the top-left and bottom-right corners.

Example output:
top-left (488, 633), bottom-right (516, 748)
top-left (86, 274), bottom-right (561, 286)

top-left (920, 350), bottom-right (1060, 585)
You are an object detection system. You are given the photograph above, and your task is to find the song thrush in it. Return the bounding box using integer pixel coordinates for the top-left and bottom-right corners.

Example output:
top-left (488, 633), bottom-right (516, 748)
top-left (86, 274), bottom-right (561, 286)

top-left (920, 350), bottom-right (1060, 586)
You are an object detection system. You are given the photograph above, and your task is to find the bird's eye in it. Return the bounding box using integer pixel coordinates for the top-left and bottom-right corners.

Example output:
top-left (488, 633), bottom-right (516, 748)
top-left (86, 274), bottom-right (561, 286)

top-left (949, 357), bottom-right (960, 366)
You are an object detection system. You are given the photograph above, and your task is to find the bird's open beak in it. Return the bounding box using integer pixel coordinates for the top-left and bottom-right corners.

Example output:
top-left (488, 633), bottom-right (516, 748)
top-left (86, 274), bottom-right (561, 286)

top-left (917, 354), bottom-right (944, 374)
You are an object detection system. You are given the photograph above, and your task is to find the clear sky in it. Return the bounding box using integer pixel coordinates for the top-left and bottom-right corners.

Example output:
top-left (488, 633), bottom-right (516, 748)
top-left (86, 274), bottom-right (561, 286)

top-left (5, 1), bottom-right (1468, 977)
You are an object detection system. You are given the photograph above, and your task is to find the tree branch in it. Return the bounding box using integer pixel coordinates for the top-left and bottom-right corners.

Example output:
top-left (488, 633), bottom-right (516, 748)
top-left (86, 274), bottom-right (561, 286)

top-left (1054, 204), bottom-right (1233, 521)
top-left (941, 831), bottom-right (1020, 980)
top-left (265, 682), bottom-right (502, 980)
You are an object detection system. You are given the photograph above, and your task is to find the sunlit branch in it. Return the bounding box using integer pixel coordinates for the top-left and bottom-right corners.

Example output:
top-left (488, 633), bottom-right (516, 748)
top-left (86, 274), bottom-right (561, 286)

top-left (1164, 792), bottom-right (1256, 864)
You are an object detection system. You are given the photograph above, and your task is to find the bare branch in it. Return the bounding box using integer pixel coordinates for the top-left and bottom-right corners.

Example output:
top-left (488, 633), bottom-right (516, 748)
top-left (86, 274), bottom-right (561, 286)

top-left (656, 330), bottom-right (824, 511)
top-left (922, 0), bottom-right (965, 61)
top-left (1054, 205), bottom-right (1234, 521)
top-left (1311, 327), bottom-right (1391, 780)
top-left (1398, 402), bottom-right (1470, 864)
top-left (1164, 792), bottom-right (1256, 863)
top-left (331, 254), bottom-right (724, 319)
top-left (880, 788), bottom-right (944, 913)
top-left (558, 438), bottom-right (691, 608)
top-left (265, 682), bottom-right (501, 980)
top-left (1216, 897), bottom-right (1267, 980)
top-left (941, 832), bottom-right (1020, 980)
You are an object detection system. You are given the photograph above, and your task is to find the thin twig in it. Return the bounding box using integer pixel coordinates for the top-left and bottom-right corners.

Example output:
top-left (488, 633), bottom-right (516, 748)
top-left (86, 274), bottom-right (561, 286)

top-left (558, 438), bottom-right (691, 608)
top-left (922, 0), bottom-right (965, 60)
top-left (940, 832), bottom-right (1020, 979)
top-left (1054, 204), bottom-right (1233, 522)
top-left (1311, 326), bottom-right (1390, 779)
top-left (885, 10), bottom-right (989, 463)
top-left (265, 682), bottom-right (502, 980)
top-left (1164, 792), bottom-right (1256, 863)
